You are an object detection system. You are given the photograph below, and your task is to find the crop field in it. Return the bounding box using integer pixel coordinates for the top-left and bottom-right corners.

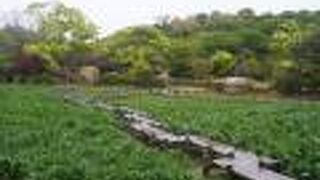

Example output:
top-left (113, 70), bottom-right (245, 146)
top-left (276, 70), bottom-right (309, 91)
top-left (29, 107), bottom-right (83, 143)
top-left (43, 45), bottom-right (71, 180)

top-left (110, 90), bottom-right (320, 179)
top-left (0, 85), bottom-right (319, 180)
top-left (0, 85), bottom-right (207, 180)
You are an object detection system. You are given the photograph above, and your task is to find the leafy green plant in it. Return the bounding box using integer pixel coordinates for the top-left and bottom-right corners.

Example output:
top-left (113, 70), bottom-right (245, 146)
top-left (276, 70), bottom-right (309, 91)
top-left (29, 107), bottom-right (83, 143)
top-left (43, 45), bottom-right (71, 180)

top-left (0, 157), bottom-right (28, 180)
top-left (211, 50), bottom-right (236, 76)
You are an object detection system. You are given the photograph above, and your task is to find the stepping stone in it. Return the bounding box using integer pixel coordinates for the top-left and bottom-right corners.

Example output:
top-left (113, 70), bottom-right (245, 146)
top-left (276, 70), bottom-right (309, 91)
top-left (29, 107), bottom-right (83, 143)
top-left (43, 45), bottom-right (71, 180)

top-left (213, 151), bottom-right (293, 180)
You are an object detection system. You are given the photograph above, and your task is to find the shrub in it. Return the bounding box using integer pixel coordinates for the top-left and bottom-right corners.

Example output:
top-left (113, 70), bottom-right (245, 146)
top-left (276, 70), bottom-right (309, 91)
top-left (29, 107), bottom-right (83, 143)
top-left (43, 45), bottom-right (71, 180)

top-left (211, 50), bottom-right (236, 76)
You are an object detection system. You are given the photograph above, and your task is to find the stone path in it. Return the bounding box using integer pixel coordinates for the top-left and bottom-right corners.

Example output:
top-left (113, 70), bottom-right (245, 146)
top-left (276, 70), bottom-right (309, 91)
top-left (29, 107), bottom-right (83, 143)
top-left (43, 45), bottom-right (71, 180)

top-left (63, 91), bottom-right (295, 180)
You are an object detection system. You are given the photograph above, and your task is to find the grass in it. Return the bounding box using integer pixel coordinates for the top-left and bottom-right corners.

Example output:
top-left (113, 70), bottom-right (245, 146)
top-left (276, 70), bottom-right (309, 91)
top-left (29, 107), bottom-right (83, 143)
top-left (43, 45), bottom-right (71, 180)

top-left (111, 91), bottom-right (320, 180)
top-left (0, 85), bottom-right (207, 180)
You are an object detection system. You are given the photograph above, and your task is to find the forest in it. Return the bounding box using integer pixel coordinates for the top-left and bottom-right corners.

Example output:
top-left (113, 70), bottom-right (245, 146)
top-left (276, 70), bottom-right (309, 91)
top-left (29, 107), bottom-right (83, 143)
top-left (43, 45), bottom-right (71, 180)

top-left (0, 2), bottom-right (319, 94)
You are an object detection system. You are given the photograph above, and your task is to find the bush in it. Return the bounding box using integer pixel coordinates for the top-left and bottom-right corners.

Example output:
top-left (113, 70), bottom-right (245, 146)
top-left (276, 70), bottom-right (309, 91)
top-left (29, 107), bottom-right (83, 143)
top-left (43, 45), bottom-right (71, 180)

top-left (211, 50), bottom-right (236, 76)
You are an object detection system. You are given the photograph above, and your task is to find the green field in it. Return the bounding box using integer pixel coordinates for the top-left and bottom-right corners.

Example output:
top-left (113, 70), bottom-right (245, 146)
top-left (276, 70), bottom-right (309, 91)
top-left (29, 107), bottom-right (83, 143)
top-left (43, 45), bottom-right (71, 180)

top-left (112, 91), bottom-right (320, 179)
top-left (1, 85), bottom-right (319, 180)
top-left (0, 85), bottom-right (206, 180)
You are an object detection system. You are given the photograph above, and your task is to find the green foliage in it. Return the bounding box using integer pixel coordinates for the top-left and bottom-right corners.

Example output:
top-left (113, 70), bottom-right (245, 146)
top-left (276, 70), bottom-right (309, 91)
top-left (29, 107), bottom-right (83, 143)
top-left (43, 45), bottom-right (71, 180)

top-left (270, 21), bottom-right (304, 93)
top-left (107, 27), bottom-right (172, 61)
top-left (105, 27), bottom-right (173, 85)
top-left (0, 2), bottom-right (319, 92)
top-left (24, 2), bottom-right (98, 71)
top-left (27, 2), bottom-right (97, 43)
top-left (23, 42), bottom-right (65, 71)
top-left (0, 157), bottom-right (28, 180)
top-left (270, 20), bottom-right (301, 56)
top-left (211, 50), bottom-right (236, 76)
top-left (200, 31), bottom-right (243, 54)
top-left (168, 38), bottom-right (200, 77)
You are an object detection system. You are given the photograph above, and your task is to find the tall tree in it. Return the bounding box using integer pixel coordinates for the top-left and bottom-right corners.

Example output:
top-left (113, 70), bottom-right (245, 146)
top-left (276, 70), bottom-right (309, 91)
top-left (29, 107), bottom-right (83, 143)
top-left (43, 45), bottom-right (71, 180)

top-left (24, 1), bottom-right (99, 70)
top-left (270, 20), bottom-right (303, 93)
top-left (27, 1), bottom-right (97, 43)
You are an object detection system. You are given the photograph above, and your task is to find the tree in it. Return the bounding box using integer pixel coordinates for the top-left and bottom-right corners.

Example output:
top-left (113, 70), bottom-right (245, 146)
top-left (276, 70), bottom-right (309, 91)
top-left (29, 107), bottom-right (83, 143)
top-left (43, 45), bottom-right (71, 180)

top-left (24, 2), bottom-right (98, 70)
top-left (105, 26), bottom-right (173, 85)
top-left (27, 2), bottom-right (97, 43)
top-left (270, 20), bottom-right (303, 93)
